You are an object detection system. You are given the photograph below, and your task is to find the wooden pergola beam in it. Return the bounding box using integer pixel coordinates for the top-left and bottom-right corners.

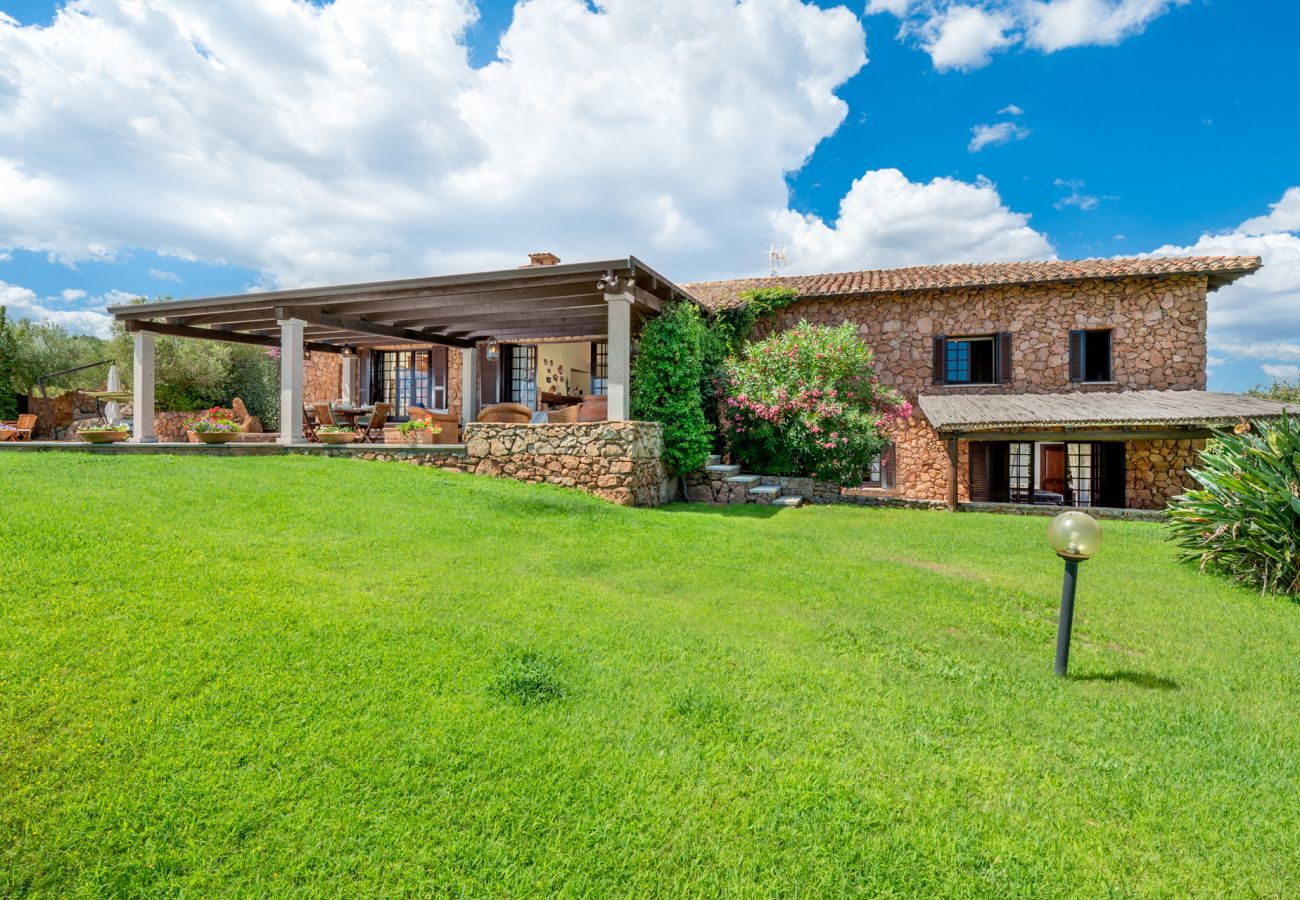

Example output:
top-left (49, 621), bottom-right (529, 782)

top-left (274, 307), bottom-right (474, 349)
top-left (125, 319), bottom-right (342, 354)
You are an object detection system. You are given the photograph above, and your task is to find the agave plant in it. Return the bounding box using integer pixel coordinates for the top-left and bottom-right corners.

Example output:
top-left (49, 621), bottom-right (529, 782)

top-left (1167, 412), bottom-right (1300, 596)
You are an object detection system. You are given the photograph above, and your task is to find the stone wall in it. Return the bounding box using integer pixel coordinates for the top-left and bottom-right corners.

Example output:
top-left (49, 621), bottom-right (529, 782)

top-left (304, 351), bottom-right (342, 403)
top-left (321, 421), bottom-right (668, 507)
top-left (755, 275), bottom-right (1210, 507)
top-left (1126, 439), bottom-right (1203, 509)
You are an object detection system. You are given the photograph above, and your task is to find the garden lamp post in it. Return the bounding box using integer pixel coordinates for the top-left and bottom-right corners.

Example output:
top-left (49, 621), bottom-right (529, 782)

top-left (1047, 511), bottom-right (1103, 677)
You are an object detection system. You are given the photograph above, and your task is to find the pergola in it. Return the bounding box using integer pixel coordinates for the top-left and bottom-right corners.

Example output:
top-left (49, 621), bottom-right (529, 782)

top-left (109, 257), bottom-right (687, 443)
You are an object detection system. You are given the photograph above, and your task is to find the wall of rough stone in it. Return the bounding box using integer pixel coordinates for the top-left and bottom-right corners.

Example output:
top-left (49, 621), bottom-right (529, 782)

top-left (304, 351), bottom-right (342, 403)
top-left (752, 275), bottom-right (1209, 507)
top-left (329, 421), bottom-right (667, 507)
top-left (1126, 439), bottom-right (1203, 510)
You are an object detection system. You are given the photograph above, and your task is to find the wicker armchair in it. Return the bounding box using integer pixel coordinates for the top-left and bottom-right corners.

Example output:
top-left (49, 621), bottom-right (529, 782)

top-left (476, 403), bottom-right (533, 424)
top-left (546, 404), bottom-right (579, 424)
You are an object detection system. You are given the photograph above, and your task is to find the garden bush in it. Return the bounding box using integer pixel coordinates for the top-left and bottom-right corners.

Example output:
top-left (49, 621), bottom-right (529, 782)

top-left (1167, 413), bottom-right (1300, 595)
top-left (0, 307), bottom-right (18, 420)
top-left (631, 301), bottom-right (713, 477)
top-left (719, 321), bottom-right (910, 485)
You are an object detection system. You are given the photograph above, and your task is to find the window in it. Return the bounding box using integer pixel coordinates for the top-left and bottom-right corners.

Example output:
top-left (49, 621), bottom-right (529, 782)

top-left (509, 344), bottom-right (538, 409)
top-left (591, 341), bottom-right (608, 396)
top-left (866, 442), bottom-right (894, 488)
top-left (371, 348), bottom-right (447, 417)
top-left (1070, 329), bottom-right (1113, 382)
top-left (1009, 442), bottom-right (1033, 502)
top-left (1067, 443), bottom-right (1093, 506)
top-left (945, 336), bottom-right (997, 384)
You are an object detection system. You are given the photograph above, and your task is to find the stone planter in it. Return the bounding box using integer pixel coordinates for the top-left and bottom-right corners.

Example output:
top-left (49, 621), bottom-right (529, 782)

top-left (79, 430), bottom-right (129, 444)
top-left (318, 431), bottom-right (358, 445)
top-left (195, 431), bottom-right (239, 445)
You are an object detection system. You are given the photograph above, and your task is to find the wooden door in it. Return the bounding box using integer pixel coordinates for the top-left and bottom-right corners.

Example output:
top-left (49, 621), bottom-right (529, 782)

top-left (1040, 444), bottom-right (1066, 497)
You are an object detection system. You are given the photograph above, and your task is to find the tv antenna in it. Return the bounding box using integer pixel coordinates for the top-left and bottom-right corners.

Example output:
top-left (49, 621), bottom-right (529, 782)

top-left (768, 242), bottom-right (788, 277)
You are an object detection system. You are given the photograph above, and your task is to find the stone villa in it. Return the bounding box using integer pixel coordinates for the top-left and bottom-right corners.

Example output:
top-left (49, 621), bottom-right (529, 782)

top-left (97, 252), bottom-right (1294, 511)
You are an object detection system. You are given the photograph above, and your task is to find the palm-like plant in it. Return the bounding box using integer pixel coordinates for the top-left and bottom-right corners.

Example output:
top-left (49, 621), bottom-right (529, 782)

top-left (1167, 413), bottom-right (1300, 596)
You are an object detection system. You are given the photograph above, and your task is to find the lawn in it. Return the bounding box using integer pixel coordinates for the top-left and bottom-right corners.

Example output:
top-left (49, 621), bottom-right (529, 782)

top-left (2, 454), bottom-right (1298, 896)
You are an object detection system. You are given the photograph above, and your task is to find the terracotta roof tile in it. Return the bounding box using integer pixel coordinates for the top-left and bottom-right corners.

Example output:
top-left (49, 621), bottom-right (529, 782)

top-left (682, 256), bottom-right (1262, 310)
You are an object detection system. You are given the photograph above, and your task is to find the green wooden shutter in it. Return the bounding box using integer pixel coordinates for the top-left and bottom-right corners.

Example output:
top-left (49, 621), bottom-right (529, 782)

top-left (1068, 330), bottom-right (1085, 383)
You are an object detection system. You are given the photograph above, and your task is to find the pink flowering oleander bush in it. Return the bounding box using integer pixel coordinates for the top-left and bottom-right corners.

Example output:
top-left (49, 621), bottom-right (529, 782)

top-left (719, 321), bottom-right (911, 485)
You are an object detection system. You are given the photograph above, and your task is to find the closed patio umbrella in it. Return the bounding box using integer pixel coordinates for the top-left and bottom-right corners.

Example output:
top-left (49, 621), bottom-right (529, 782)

top-left (104, 365), bottom-right (122, 425)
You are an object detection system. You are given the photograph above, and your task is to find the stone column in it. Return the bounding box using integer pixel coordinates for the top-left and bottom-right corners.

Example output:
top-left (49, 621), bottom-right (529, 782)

top-left (130, 329), bottom-right (157, 443)
top-left (341, 352), bottom-right (358, 406)
top-left (278, 318), bottom-right (306, 445)
top-left (605, 291), bottom-right (633, 421)
top-left (460, 346), bottom-right (478, 426)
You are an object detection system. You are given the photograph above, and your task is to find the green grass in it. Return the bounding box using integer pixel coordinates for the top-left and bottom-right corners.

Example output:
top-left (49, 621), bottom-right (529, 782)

top-left (2, 454), bottom-right (1298, 896)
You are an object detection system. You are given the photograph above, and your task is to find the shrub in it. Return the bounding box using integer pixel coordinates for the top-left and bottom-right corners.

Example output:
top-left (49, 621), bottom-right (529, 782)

top-left (631, 301), bottom-right (713, 477)
top-left (711, 287), bottom-right (799, 357)
top-left (0, 307), bottom-right (17, 420)
top-left (1167, 414), bottom-right (1300, 596)
top-left (719, 321), bottom-right (911, 485)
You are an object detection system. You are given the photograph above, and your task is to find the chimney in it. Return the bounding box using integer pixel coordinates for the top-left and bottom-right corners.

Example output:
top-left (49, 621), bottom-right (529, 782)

top-left (522, 251), bottom-right (561, 268)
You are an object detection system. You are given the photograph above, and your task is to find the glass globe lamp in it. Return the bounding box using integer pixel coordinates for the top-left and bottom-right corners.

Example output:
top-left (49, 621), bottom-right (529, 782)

top-left (1047, 511), bottom-right (1102, 561)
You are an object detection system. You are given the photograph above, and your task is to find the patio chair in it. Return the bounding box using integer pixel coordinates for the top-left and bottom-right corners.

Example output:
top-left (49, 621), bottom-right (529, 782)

top-left (476, 402), bottom-right (533, 424)
top-left (11, 414), bottom-right (37, 441)
top-left (356, 403), bottom-right (390, 443)
top-left (547, 404), bottom-right (579, 423)
top-left (314, 403), bottom-right (336, 427)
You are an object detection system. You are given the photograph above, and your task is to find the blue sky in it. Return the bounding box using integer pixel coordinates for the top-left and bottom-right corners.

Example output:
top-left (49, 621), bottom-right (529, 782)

top-left (1, 0), bottom-right (1298, 390)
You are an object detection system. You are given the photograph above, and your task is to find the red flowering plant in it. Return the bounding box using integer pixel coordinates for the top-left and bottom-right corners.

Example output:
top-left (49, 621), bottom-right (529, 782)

top-left (185, 407), bottom-right (240, 434)
top-left (718, 321), bottom-right (911, 485)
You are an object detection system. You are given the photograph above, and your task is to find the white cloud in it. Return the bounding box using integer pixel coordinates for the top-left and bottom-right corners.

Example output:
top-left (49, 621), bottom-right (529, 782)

top-left (1054, 178), bottom-right (1115, 211)
top-left (1024, 0), bottom-right (1189, 53)
top-left (1147, 188), bottom-right (1300, 383)
top-left (968, 121), bottom-right (1030, 152)
top-left (1262, 364), bottom-right (1300, 381)
top-left (0, 0), bottom-right (871, 285)
top-left (776, 168), bottom-right (1054, 273)
top-left (61, 288), bottom-right (87, 301)
top-left (0, 280), bottom-right (115, 336)
top-left (866, 0), bottom-right (914, 14)
top-left (875, 0), bottom-right (1189, 70)
top-left (920, 4), bottom-right (1016, 71)
top-left (149, 268), bottom-right (182, 282)
top-left (1239, 186), bottom-right (1300, 235)
top-left (998, 103), bottom-right (1024, 116)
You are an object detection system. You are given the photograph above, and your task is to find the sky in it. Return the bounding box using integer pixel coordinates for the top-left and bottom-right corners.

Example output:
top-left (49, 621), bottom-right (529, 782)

top-left (0, 0), bottom-right (1297, 390)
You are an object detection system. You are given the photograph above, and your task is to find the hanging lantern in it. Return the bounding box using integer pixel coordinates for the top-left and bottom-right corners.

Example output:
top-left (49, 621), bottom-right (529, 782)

top-left (484, 338), bottom-right (499, 361)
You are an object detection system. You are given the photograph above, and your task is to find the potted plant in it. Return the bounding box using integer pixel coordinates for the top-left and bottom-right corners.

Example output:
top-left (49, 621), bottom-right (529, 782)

top-left (395, 419), bottom-right (434, 445)
top-left (317, 424), bottom-right (358, 445)
top-left (186, 408), bottom-right (242, 444)
top-left (78, 423), bottom-right (130, 444)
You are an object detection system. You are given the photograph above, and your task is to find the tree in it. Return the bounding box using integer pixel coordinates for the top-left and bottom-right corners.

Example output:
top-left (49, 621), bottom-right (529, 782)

top-left (1248, 379), bottom-right (1300, 405)
top-left (631, 301), bottom-right (713, 477)
top-left (0, 307), bottom-right (18, 420)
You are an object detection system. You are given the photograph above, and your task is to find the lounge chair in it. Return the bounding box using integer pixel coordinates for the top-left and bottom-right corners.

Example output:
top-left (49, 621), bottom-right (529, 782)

top-left (356, 403), bottom-right (390, 443)
top-left (11, 414), bottom-right (36, 441)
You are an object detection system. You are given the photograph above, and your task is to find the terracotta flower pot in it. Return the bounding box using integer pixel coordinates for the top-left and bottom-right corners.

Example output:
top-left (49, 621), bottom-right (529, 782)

top-left (195, 431), bottom-right (239, 444)
top-left (318, 431), bottom-right (357, 445)
top-left (79, 430), bottom-right (129, 444)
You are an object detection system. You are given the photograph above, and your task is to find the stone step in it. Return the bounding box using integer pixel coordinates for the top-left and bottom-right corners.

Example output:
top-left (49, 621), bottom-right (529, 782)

top-left (748, 483), bottom-right (782, 497)
top-left (725, 474), bottom-right (762, 485)
top-left (773, 495), bottom-right (804, 508)
top-left (707, 454), bottom-right (723, 466)
top-left (704, 463), bottom-right (742, 476)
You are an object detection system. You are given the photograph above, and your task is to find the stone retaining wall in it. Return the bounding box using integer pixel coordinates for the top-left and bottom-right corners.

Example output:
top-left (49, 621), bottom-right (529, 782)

top-left (323, 421), bottom-right (669, 507)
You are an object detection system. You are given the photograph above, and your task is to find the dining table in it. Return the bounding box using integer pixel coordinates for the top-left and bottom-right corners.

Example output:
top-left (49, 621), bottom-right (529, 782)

top-left (329, 405), bottom-right (375, 429)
